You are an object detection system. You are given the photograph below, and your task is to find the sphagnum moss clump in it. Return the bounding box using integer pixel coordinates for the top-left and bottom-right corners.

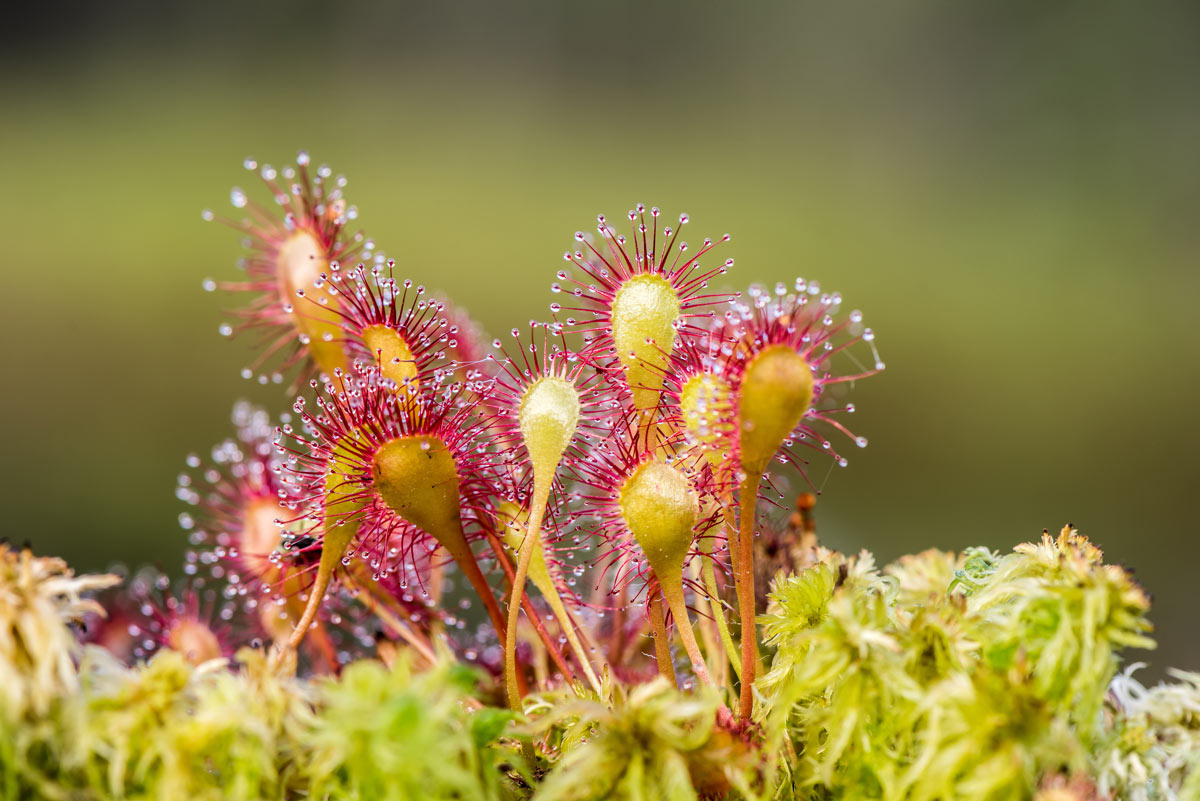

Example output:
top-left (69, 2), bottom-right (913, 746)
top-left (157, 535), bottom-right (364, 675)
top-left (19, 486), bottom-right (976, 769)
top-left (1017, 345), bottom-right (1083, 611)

top-left (2, 153), bottom-right (1195, 800)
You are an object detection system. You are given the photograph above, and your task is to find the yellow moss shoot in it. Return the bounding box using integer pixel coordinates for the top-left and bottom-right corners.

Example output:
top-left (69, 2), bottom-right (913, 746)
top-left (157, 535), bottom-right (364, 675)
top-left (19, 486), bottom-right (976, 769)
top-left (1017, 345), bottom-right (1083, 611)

top-left (611, 274), bottom-right (681, 414)
top-left (277, 230), bottom-right (346, 378)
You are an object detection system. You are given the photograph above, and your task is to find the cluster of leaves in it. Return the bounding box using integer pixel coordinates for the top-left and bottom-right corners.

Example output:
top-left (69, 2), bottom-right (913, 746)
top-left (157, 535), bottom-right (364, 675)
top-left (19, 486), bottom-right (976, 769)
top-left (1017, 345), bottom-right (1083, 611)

top-left (176, 154), bottom-right (891, 732)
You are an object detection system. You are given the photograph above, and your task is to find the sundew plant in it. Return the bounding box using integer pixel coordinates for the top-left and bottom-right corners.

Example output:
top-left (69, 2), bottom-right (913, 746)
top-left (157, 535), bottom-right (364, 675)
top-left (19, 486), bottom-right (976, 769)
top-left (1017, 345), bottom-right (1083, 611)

top-left (2, 152), bottom-right (1197, 801)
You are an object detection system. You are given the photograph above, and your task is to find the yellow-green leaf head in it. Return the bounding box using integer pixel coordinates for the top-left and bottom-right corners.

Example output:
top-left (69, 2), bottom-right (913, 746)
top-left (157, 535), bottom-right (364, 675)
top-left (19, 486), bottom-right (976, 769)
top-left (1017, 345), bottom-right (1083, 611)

top-left (519, 374), bottom-right (581, 487)
top-left (572, 417), bottom-right (718, 592)
top-left (619, 458), bottom-right (701, 583)
top-left (659, 332), bottom-right (739, 474)
top-left (280, 380), bottom-right (496, 590)
top-left (556, 205), bottom-right (735, 415)
top-left (203, 152), bottom-right (373, 381)
top-left (120, 572), bottom-right (236, 666)
top-left (482, 325), bottom-right (618, 500)
top-left (324, 262), bottom-right (457, 400)
top-left (723, 281), bottom-right (883, 480)
top-left (964, 525), bottom-right (1154, 730)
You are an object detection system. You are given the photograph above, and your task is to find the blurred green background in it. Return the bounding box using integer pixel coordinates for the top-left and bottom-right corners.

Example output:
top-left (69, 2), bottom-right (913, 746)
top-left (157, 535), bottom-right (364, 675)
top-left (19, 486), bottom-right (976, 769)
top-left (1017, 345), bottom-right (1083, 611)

top-left (2, 2), bottom-right (1197, 674)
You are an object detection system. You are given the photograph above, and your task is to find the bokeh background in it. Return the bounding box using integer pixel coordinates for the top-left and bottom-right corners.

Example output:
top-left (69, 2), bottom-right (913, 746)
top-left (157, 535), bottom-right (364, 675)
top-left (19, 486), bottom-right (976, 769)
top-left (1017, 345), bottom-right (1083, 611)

top-left (3, 2), bottom-right (1198, 675)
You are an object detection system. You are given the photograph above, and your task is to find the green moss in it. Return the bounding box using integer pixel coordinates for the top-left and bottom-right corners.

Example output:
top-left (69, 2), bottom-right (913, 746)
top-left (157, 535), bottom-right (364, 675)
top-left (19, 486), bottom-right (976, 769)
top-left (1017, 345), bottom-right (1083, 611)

top-left (0, 530), bottom-right (1193, 801)
top-left (1095, 667), bottom-right (1200, 801)
top-left (528, 678), bottom-right (757, 801)
top-left (757, 528), bottom-right (1160, 800)
top-left (302, 658), bottom-right (522, 801)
